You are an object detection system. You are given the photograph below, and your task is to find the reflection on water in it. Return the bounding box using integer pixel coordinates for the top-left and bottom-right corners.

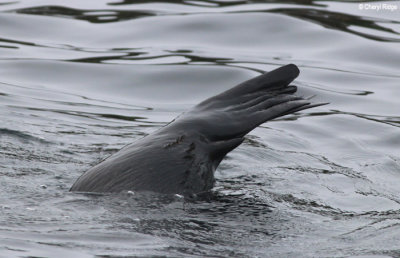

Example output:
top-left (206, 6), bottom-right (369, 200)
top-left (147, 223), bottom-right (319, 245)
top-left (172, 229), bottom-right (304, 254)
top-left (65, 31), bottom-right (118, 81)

top-left (0, 0), bottom-right (399, 257)
top-left (14, 6), bottom-right (156, 23)
top-left (271, 7), bottom-right (400, 42)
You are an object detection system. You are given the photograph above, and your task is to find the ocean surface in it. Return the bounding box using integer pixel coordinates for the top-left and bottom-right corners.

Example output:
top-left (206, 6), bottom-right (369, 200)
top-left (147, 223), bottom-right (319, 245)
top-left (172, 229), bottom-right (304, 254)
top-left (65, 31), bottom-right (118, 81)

top-left (0, 0), bottom-right (399, 257)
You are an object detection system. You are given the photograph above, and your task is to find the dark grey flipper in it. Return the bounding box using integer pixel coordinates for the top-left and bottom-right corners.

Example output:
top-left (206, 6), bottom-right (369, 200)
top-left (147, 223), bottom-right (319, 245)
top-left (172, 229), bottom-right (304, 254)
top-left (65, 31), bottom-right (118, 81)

top-left (70, 64), bottom-right (325, 194)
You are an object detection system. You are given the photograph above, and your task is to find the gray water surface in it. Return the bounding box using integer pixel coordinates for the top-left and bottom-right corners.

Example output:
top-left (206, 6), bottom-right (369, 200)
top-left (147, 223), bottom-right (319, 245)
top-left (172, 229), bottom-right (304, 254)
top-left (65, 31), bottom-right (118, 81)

top-left (0, 0), bottom-right (400, 257)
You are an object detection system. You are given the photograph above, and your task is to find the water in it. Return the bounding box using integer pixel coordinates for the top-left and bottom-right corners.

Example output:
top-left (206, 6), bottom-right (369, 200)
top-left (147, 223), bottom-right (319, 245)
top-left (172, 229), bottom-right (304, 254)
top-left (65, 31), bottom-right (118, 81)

top-left (0, 0), bottom-right (399, 257)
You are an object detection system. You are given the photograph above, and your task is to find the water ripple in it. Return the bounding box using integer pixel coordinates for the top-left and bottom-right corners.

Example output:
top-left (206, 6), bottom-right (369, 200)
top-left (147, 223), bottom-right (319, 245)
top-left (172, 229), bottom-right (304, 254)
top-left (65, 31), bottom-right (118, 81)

top-left (0, 0), bottom-right (399, 257)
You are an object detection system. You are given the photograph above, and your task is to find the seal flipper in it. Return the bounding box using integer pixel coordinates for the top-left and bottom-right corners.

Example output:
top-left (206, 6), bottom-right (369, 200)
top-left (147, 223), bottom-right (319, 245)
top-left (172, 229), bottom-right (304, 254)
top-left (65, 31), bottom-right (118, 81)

top-left (196, 64), bottom-right (300, 110)
top-left (184, 64), bottom-right (325, 142)
top-left (70, 64), bottom-right (326, 194)
top-left (209, 137), bottom-right (244, 166)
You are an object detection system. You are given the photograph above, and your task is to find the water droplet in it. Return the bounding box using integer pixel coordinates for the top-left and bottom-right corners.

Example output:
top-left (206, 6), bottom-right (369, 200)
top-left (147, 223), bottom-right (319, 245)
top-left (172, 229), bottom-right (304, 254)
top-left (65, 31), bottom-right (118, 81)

top-left (127, 190), bottom-right (135, 196)
top-left (174, 194), bottom-right (184, 199)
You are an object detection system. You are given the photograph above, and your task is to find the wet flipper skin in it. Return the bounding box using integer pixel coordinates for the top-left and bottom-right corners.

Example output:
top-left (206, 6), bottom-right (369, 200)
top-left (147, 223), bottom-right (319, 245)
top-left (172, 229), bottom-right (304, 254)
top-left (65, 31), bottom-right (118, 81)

top-left (70, 64), bottom-right (326, 195)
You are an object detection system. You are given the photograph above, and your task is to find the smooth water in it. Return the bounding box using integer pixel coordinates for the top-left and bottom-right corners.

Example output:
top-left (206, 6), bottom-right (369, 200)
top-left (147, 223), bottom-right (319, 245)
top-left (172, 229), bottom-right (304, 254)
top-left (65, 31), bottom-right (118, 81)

top-left (0, 0), bottom-right (399, 257)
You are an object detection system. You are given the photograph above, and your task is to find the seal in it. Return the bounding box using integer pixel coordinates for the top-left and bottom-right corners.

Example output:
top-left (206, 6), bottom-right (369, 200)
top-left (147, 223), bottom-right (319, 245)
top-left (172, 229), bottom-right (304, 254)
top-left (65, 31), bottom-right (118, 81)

top-left (70, 64), bottom-right (325, 195)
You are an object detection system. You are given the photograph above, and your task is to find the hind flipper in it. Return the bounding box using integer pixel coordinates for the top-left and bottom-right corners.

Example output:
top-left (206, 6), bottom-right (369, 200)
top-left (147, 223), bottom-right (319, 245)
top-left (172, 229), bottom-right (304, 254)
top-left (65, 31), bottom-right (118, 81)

top-left (196, 64), bottom-right (299, 110)
top-left (174, 64), bottom-right (326, 142)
